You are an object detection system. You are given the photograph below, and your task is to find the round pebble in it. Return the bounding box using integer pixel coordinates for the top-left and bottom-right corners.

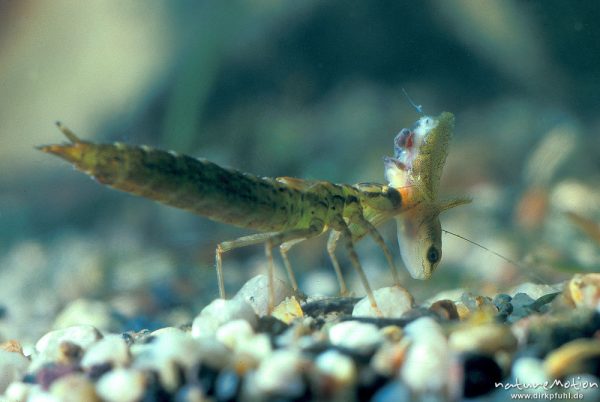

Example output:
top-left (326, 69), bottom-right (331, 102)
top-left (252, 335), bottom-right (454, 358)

top-left (233, 274), bottom-right (294, 317)
top-left (401, 317), bottom-right (449, 393)
top-left (0, 350), bottom-right (30, 393)
top-left (81, 334), bottom-right (130, 370)
top-left (510, 282), bottom-right (562, 300)
top-left (461, 353), bottom-right (503, 398)
top-left (132, 330), bottom-right (204, 392)
top-left (328, 321), bottom-right (384, 353)
top-left (216, 319), bottom-right (254, 350)
top-left (52, 299), bottom-right (120, 333)
top-left (315, 349), bottom-right (356, 389)
top-left (352, 286), bottom-right (413, 318)
top-left (449, 323), bottom-right (517, 355)
top-left (50, 373), bottom-right (100, 402)
top-left (96, 368), bottom-right (145, 402)
top-left (191, 298), bottom-right (257, 339)
top-left (35, 325), bottom-right (102, 358)
top-left (254, 350), bottom-right (306, 397)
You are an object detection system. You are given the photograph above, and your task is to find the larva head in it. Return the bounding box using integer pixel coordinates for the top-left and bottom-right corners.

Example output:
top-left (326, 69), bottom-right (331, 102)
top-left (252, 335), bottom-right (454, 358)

top-left (395, 207), bottom-right (442, 280)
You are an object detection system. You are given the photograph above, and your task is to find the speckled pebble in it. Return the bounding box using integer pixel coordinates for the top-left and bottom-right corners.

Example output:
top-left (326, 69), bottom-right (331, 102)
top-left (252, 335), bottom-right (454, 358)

top-left (191, 298), bottom-right (257, 339)
top-left (96, 368), bottom-right (145, 402)
top-left (233, 274), bottom-right (294, 317)
top-left (81, 334), bottom-right (130, 370)
top-left (352, 286), bottom-right (413, 318)
top-left (0, 350), bottom-right (30, 393)
top-left (328, 321), bottom-right (384, 353)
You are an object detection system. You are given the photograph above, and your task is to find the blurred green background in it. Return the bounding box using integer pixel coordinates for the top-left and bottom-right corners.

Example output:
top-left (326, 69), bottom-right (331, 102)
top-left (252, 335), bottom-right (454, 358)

top-left (1, 1), bottom-right (599, 341)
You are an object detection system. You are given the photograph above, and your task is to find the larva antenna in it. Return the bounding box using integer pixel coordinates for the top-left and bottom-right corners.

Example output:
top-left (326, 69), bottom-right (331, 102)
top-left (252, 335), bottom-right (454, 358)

top-left (402, 88), bottom-right (424, 116)
top-left (442, 229), bottom-right (548, 285)
top-left (442, 229), bottom-right (524, 269)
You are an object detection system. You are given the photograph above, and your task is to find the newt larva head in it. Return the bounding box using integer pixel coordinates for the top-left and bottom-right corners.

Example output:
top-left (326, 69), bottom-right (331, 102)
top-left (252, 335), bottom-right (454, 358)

top-left (395, 206), bottom-right (442, 280)
top-left (386, 111), bottom-right (470, 279)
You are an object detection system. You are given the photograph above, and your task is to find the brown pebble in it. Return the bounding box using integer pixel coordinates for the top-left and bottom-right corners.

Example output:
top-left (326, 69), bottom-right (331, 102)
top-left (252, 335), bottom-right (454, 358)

top-left (0, 339), bottom-right (24, 354)
top-left (564, 273), bottom-right (600, 310)
top-left (429, 299), bottom-right (459, 320)
top-left (58, 341), bottom-right (83, 364)
top-left (544, 338), bottom-right (600, 378)
top-left (380, 325), bottom-right (403, 342)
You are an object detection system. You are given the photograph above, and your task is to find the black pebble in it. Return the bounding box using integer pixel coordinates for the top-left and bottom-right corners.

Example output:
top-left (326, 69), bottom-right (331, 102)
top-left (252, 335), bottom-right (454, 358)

top-left (462, 353), bottom-right (503, 398)
top-left (197, 363), bottom-right (220, 396)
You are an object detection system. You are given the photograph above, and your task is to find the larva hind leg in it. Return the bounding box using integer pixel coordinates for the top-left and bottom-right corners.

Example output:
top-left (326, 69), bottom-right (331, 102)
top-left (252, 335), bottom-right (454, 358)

top-left (332, 219), bottom-right (381, 315)
top-left (350, 215), bottom-right (400, 287)
top-left (262, 223), bottom-right (324, 313)
top-left (216, 232), bottom-right (278, 299)
top-left (326, 231), bottom-right (349, 296)
top-left (279, 238), bottom-right (306, 291)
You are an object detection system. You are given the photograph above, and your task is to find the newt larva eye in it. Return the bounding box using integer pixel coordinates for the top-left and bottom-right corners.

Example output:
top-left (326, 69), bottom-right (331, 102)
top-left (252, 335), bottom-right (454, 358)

top-left (427, 245), bottom-right (440, 264)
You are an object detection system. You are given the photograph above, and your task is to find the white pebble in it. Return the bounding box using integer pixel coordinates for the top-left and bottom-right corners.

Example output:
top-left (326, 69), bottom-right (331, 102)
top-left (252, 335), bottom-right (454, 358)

top-left (4, 381), bottom-right (31, 402)
top-left (216, 319), bottom-right (254, 349)
top-left (512, 357), bottom-right (548, 386)
top-left (254, 350), bottom-right (305, 397)
top-left (401, 317), bottom-right (449, 393)
top-left (329, 321), bottom-right (383, 353)
top-left (50, 373), bottom-right (99, 402)
top-left (234, 333), bottom-right (273, 363)
top-left (352, 286), bottom-right (413, 318)
top-left (191, 298), bottom-right (257, 338)
top-left (35, 325), bottom-right (102, 355)
top-left (0, 351), bottom-right (30, 393)
top-left (52, 299), bottom-right (118, 332)
top-left (315, 350), bottom-right (356, 385)
top-left (509, 282), bottom-right (562, 300)
top-left (81, 335), bottom-right (130, 370)
top-left (96, 368), bottom-right (145, 402)
top-left (233, 274), bottom-right (294, 317)
top-left (132, 331), bottom-right (204, 392)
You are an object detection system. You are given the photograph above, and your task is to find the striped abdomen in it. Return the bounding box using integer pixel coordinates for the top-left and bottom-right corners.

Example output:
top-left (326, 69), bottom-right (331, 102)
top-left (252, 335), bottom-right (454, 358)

top-left (41, 139), bottom-right (308, 232)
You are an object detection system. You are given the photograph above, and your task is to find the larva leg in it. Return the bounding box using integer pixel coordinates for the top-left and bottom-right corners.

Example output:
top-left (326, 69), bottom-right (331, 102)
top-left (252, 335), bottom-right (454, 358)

top-left (216, 232), bottom-right (278, 299)
top-left (334, 220), bottom-right (381, 315)
top-left (279, 239), bottom-right (305, 291)
top-left (263, 223), bottom-right (324, 313)
top-left (326, 231), bottom-right (349, 296)
top-left (351, 215), bottom-right (400, 287)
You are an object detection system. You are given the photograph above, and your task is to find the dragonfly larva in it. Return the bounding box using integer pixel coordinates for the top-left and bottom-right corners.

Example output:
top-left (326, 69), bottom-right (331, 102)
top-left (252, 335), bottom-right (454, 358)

top-left (39, 112), bottom-right (469, 313)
